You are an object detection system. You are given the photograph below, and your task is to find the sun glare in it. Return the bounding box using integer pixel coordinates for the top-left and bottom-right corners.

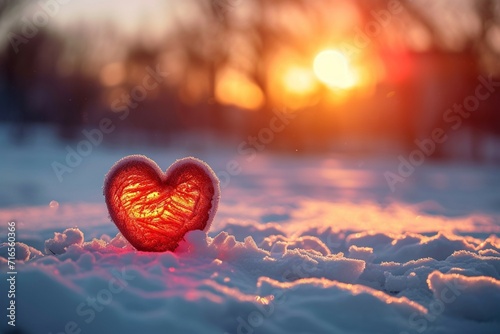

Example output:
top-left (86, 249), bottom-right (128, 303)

top-left (283, 67), bottom-right (317, 94)
top-left (313, 50), bottom-right (357, 89)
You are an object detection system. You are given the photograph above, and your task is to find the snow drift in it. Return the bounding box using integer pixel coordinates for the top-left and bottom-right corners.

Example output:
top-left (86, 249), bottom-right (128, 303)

top-left (1, 213), bottom-right (499, 334)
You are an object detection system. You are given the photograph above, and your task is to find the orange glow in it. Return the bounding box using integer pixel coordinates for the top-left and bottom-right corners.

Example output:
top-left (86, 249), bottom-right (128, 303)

top-left (283, 67), bottom-right (317, 95)
top-left (279, 66), bottom-right (320, 110)
top-left (99, 62), bottom-right (125, 87)
top-left (313, 50), bottom-right (357, 89)
top-left (215, 69), bottom-right (264, 111)
top-left (266, 49), bottom-right (322, 110)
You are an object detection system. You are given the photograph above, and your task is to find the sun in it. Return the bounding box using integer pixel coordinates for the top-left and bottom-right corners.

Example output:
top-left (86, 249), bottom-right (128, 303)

top-left (313, 50), bottom-right (357, 89)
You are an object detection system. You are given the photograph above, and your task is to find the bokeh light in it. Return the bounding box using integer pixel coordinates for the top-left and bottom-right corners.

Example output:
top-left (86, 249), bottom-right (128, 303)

top-left (313, 50), bottom-right (357, 89)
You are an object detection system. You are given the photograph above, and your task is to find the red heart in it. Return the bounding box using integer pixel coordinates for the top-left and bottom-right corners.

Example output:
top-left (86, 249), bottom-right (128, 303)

top-left (104, 156), bottom-right (220, 252)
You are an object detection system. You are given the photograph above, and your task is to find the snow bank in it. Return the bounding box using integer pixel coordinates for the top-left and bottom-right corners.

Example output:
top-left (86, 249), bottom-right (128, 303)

top-left (427, 271), bottom-right (500, 322)
top-left (1, 216), bottom-right (499, 334)
top-left (2, 127), bottom-right (500, 333)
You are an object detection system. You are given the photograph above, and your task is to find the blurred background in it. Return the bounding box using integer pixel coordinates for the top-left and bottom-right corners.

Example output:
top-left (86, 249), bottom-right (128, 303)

top-left (1, 0), bottom-right (499, 157)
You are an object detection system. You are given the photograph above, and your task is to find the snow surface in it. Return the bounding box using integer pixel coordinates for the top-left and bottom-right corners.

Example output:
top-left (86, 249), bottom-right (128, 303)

top-left (0, 126), bottom-right (500, 334)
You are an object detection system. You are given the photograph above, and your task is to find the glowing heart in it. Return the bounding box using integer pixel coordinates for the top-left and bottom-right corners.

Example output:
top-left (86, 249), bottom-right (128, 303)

top-left (104, 155), bottom-right (220, 252)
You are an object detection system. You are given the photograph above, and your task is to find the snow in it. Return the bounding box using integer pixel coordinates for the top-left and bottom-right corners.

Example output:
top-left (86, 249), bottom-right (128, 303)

top-left (44, 228), bottom-right (85, 255)
top-left (0, 126), bottom-right (500, 333)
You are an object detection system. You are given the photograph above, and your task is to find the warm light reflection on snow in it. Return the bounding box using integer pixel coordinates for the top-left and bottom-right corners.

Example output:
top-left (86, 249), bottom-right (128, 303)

top-left (1, 204), bottom-right (499, 333)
